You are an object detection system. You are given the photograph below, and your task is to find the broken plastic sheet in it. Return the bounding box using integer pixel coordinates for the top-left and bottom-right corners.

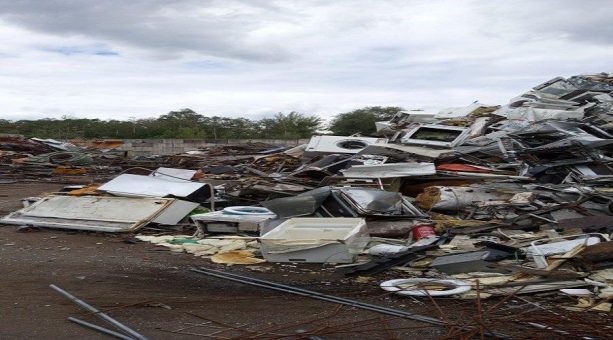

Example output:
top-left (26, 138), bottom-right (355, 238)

top-left (526, 235), bottom-right (604, 257)
top-left (136, 235), bottom-right (259, 257)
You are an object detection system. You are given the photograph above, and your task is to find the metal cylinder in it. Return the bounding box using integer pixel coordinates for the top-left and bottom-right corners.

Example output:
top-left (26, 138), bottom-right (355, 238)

top-left (68, 317), bottom-right (135, 340)
top-left (190, 268), bottom-right (444, 325)
top-left (49, 284), bottom-right (148, 340)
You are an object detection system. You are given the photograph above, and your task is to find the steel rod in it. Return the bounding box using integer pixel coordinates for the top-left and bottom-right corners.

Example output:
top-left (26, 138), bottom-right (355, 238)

top-left (192, 268), bottom-right (509, 339)
top-left (49, 284), bottom-right (148, 340)
top-left (190, 268), bottom-right (444, 325)
top-left (67, 317), bottom-right (136, 340)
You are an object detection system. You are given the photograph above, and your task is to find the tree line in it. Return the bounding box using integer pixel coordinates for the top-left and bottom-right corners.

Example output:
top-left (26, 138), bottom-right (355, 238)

top-left (0, 106), bottom-right (402, 139)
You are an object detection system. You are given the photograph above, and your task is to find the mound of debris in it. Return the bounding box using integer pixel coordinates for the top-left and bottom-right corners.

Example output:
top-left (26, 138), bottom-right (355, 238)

top-left (2, 73), bottom-right (612, 336)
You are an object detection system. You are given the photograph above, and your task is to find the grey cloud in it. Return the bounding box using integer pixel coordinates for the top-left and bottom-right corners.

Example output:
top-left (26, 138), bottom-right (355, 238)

top-left (0, 0), bottom-right (611, 120)
top-left (475, 0), bottom-right (613, 45)
top-left (0, 0), bottom-right (291, 61)
top-left (1, 0), bottom-right (611, 64)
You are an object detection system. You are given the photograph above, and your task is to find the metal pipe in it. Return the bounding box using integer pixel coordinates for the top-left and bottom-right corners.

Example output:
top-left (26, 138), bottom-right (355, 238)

top-left (194, 267), bottom-right (439, 320)
top-left (67, 317), bottom-right (135, 340)
top-left (190, 268), bottom-right (444, 325)
top-left (49, 284), bottom-right (148, 340)
top-left (191, 268), bottom-right (509, 339)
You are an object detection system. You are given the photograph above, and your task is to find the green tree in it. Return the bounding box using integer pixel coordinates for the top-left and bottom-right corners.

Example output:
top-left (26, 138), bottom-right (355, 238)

top-left (259, 112), bottom-right (321, 139)
top-left (157, 108), bottom-right (207, 138)
top-left (0, 109), bottom-right (323, 140)
top-left (0, 119), bottom-right (17, 134)
top-left (329, 106), bottom-right (402, 136)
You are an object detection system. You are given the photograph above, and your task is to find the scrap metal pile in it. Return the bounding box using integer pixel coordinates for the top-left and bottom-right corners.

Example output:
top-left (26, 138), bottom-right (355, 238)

top-left (0, 136), bottom-right (126, 181)
top-left (2, 74), bottom-right (612, 322)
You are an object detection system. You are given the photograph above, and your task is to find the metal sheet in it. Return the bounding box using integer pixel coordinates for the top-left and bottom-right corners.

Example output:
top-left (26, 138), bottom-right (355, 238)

top-left (16, 195), bottom-right (168, 221)
top-left (98, 174), bottom-right (210, 201)
top-left (152, 199), bottom-right (199, 225)
top-left (0, 195), bottom-right (187, 232)
top-left (337, 187), bottom-right (426, 217)
top-left (337, 188), bottom-right (403, 214)
top-left (357, 143), bottom-right (452, 160)
top-left (150, 167), bottom-right (197, 181)
top-left (494, 105), bottom-right (584, 121)
top-left (435, 102), bottom-right (495, 119)
top-left (341, 162), bottom-right (436, 178)
top-left (392, 110), bottom-right (437, 123)
top-left (485, 281), bottom-right (588, 296)
top-left (30, 138), bottom-right (77, 151)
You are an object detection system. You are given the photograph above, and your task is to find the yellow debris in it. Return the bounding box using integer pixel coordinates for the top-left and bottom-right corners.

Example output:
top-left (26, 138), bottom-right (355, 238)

top-left (211, 250), bottom-right (266, 265)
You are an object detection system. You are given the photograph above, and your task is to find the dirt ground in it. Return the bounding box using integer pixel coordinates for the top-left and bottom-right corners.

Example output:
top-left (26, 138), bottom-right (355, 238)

top-left (0, 182), bottom-right (608, 339)
top-left (0, 182), bottom-right (449, 339)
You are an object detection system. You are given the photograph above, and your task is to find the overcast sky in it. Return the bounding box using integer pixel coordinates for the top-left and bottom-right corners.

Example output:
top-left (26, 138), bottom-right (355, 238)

top-left (0, 0), bottom-right (611, 121)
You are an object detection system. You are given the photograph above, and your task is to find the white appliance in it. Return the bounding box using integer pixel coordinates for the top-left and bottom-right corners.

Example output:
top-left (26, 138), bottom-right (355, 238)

top-left (304, 135), bottom-right (387, 157)
top-left (259, 217), bottom-right (369, 263)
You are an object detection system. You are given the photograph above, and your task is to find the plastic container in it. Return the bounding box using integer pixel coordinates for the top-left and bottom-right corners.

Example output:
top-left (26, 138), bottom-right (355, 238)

top-left (260, 218), bottom-right (369, 263)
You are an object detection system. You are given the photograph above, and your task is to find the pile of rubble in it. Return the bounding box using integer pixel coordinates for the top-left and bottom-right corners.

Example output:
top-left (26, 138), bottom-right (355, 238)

top-left (0, 136), bottom-right (126, 181)
top-left (1, 73), bottom-right (612, 327)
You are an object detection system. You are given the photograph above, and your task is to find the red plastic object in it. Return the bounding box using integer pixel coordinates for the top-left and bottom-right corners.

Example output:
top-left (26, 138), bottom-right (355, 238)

top-left (412, 224), bottom-right (436, 240)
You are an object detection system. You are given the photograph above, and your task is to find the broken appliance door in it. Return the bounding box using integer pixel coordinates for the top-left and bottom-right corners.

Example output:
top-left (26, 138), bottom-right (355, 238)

top-left (400, 124), bottom-right (470, 148)
top-left (191, 210), bottom-right (276, 233)
top-left (0, 195), bottom-right (197, 232)
top-left (335, 187), bottom-right (427, 217)
top-left (261, 187), bottom-right (333, 218)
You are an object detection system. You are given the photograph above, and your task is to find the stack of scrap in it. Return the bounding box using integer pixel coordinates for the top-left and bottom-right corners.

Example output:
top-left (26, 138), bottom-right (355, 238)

top-left (0, 136), bottom-right (129, 181)
top-left (1, 73), bottom-right (613, 314)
